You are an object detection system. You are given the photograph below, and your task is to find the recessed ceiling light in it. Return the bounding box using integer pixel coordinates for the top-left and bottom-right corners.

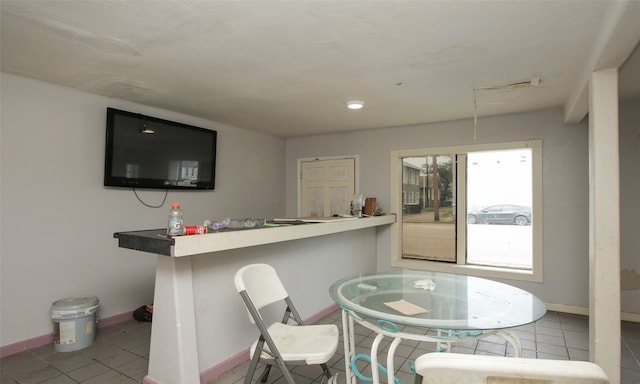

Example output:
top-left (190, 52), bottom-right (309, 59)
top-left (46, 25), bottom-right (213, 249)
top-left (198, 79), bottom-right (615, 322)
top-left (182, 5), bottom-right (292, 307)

top-left (346, 100), bottom-right (365, 110)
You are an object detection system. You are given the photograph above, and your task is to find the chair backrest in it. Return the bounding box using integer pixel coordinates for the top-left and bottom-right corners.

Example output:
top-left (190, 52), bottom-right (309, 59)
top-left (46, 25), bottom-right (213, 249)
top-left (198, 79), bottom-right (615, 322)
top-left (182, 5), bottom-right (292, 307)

top-left (234, 264), bottom-right (289, 324)
top-left (414, 353), bottom-right (609, 384)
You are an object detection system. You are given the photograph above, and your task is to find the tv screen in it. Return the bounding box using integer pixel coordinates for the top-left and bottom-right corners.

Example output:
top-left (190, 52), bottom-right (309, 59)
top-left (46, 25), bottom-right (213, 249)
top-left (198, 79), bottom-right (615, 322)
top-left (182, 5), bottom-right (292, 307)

top-left (104, 107), bottom-right (216, 190)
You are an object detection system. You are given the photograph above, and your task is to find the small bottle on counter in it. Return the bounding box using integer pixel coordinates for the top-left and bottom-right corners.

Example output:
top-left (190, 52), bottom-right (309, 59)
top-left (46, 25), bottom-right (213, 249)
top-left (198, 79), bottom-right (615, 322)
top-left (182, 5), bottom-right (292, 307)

top-left (185, 225), bottom-right (207, 235)
top-left (167, 203), bottom-right (184, 236)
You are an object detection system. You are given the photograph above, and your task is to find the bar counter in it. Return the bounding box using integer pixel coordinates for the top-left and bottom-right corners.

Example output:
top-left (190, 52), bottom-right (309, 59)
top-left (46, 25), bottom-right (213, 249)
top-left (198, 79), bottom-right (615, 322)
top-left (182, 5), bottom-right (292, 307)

top-left (114, 215), bottom-right (395, 384)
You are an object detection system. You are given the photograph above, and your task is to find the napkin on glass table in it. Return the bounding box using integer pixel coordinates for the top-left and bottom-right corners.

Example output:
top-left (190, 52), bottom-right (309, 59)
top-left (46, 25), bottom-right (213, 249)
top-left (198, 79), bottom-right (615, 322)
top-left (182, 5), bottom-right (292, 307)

top-left (384, 299), bottom-right (429, 315)
top-left (414, 279), bottom-right (436, 291)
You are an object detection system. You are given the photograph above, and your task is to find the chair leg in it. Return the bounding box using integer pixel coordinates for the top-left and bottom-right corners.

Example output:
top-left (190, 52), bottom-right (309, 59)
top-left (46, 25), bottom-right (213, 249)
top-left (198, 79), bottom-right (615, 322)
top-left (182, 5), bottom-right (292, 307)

top-left (273, 357), bottom-right (296, 384)
top-left (259, 365), bottom-right (271, 383)
top-left (326, 372), bottom-right (341, 384)
top-left (244, 351), bottom-right (262, 384)
top-left (321, 363), bottom-right (332, 379)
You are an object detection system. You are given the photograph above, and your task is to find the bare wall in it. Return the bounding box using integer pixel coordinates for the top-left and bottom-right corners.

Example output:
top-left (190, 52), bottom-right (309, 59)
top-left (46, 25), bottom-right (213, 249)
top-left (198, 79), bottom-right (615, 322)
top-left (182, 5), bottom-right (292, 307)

top-left (0, 73), bottom-right (287, 348)
top-left (620, 98), bottom-right (640, 314)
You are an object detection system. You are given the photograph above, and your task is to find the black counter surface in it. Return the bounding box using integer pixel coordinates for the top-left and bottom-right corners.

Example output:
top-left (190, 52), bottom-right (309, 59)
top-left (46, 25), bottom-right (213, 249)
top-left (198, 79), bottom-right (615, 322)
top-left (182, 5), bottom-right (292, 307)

top-left (114, 229), bottom-right (174, 256)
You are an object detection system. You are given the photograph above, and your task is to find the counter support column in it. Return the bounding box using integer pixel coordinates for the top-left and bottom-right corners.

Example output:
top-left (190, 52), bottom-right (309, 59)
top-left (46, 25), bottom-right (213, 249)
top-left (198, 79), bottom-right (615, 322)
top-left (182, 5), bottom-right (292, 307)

top-left (145, 256), bottom-right (200, 384)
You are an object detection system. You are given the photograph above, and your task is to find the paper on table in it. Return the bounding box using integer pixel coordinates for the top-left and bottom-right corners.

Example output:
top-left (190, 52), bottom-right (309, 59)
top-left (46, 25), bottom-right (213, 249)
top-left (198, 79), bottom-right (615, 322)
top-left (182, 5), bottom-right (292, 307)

top-left (383, 299), bottom-right (429, 315)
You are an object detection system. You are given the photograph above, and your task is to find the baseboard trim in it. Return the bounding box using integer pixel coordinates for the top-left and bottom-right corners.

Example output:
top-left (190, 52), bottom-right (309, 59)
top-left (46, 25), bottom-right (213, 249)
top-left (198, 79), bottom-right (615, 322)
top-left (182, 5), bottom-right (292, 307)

top-left (544, 302), bottom-right (640, 322)
top-left (0, 334), bottom-right (54, 359)
top-left (199, 349), bottom-right (250, 384)
top-left (544, 303), bottom-right (590, 316)
top-left (306, 303), bottom-right (340, 324)
top-left (0, 310), bottom-right (134, 359)
top-left (622, 311), bottom-right (640, 322)
top-left (96, 311), bottom-right (134, 329)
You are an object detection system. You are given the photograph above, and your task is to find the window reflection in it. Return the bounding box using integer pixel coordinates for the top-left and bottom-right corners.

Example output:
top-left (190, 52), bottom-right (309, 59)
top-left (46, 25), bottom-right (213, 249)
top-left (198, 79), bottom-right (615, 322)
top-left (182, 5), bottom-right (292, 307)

top-left (402, 155), bottom-right (456, 262)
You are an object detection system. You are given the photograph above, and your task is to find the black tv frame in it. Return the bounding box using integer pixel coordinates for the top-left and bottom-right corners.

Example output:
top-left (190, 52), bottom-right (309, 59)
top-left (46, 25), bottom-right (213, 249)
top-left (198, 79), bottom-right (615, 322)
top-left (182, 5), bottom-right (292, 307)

top-left (104, 107), bottom-right (217, 190)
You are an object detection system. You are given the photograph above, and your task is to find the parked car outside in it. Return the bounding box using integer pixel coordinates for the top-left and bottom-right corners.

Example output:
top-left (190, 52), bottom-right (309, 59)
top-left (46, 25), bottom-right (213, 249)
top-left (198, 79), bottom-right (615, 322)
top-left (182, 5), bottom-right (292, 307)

top-left (467, 204), bottom-right (532, 226)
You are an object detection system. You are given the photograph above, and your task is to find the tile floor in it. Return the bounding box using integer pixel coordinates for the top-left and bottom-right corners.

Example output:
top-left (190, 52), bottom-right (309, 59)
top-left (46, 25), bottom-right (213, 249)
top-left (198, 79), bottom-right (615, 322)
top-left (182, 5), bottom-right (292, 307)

top-left (1, 310), bottom-right (639, 384)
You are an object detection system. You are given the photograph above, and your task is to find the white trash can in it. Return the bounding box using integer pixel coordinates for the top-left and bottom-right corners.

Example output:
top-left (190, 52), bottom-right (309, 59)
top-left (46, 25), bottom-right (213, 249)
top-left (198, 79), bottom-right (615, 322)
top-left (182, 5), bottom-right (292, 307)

top-left (50, 296), bottom-right (99, 352)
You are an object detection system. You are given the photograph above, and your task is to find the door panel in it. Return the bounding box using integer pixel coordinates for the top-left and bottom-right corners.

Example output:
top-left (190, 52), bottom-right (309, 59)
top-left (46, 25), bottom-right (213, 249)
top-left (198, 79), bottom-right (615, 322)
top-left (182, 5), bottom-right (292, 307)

top-left (305, 187), bottom-right (325, 217)
top-left (300, 158), bottom-right (355, 217)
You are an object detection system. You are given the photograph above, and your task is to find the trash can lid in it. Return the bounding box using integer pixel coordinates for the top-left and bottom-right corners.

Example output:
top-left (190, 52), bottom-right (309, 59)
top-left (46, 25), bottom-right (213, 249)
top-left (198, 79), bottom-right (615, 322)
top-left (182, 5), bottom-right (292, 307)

top-left (51, 296), bottom-right (99, 311)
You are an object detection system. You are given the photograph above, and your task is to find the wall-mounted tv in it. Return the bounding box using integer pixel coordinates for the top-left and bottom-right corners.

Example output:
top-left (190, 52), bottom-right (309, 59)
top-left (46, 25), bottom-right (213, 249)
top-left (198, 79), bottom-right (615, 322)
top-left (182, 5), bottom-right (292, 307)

top-left (104, 107), bottom-right (217, 190)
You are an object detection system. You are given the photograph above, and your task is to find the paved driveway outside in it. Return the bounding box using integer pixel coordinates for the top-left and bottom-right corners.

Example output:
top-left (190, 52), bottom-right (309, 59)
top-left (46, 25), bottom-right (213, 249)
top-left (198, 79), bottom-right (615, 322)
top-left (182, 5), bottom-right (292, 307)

top-left (402, 218), bottom-right (532, 268)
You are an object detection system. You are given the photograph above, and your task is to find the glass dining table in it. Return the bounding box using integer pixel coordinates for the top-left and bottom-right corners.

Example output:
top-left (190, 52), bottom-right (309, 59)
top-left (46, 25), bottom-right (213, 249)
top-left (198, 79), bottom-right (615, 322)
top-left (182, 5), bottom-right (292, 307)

top-left (329, 270), bottom-right (546, 384)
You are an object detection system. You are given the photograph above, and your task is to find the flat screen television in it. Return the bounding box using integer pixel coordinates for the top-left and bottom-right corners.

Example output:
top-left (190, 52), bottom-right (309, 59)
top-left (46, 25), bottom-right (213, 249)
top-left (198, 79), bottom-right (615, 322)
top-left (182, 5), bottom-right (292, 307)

top-left (104, 107), bottom-right (217, 190)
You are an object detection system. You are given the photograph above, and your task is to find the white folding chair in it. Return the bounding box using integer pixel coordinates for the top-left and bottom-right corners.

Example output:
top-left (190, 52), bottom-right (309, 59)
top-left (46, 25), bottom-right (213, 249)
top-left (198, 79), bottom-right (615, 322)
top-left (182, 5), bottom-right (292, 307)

top-left (234, 263), bottom-right (339, 384)
top-left (413, 352), bottom-right (609, 384)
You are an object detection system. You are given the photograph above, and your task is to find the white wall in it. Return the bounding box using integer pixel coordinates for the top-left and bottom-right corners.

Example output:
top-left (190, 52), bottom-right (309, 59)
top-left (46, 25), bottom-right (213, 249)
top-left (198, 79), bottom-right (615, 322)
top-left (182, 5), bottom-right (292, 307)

top-left (620, 98), bottom-right (640, 314)
top-left (286, 106), bottom-right (631, 311)
top-left (0, 73), bottom-right (286, 348)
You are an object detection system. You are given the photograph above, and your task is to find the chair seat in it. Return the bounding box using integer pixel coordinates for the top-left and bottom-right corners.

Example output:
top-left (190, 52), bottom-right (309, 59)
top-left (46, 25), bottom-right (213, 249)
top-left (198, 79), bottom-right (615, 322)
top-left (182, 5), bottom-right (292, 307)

top-left (236, 264), bottom-right (339, 384)
top-left (414, 353), bottom-right (609, 383)
top-left (251, 322), bottom-right (339, 365)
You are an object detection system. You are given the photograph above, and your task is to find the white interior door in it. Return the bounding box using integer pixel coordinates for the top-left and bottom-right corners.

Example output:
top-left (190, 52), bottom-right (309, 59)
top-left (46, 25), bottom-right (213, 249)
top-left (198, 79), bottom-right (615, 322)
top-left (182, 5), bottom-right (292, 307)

top-left (300, 158), bottom-right (356, 217)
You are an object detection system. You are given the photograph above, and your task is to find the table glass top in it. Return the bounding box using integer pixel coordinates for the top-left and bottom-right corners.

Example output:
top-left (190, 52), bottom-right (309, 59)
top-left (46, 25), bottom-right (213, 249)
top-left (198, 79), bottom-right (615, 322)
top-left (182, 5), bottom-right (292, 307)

top-left (329, 270), bottom-right (546, 330)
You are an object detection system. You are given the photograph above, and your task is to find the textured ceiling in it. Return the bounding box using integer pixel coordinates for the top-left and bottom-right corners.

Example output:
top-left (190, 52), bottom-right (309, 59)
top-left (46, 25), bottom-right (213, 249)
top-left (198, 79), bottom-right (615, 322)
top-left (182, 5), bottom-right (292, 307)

top-left (2, 1), bottom-right (639, 138)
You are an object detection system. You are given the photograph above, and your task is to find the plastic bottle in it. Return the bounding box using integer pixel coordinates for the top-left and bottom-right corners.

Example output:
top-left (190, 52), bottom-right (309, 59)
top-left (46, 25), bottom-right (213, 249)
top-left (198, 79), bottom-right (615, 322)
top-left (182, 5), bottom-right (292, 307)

top-left (167, 203), bottom-right (184, 236)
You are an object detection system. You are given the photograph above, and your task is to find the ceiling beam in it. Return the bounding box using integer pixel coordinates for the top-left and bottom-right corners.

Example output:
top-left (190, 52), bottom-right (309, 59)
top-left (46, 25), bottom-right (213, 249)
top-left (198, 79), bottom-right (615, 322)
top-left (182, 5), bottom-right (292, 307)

top-left (564, 0), bottom-right (640, 124)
